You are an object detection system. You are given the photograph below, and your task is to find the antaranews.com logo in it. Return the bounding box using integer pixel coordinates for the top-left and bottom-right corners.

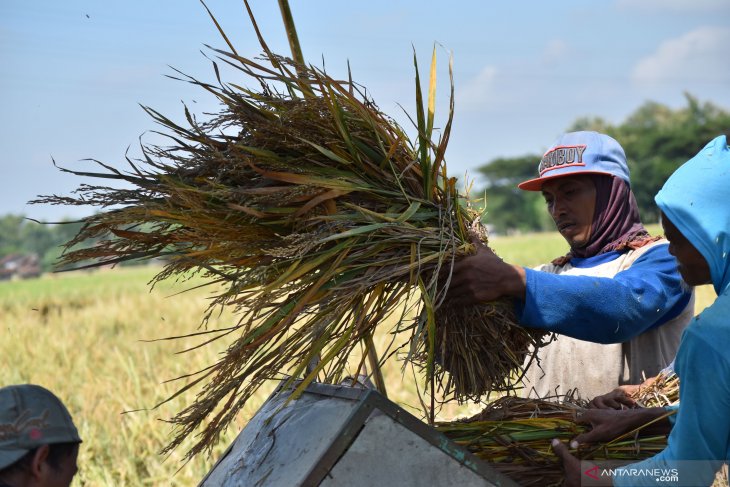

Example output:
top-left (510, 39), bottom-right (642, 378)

top-left (580, 461), bottom-right (681, 486)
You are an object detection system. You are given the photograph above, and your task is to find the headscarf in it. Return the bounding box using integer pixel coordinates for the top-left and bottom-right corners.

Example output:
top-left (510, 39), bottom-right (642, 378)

top-left (655, 135), bottom-right (730, 294)
top-left (552, 174), bottom-right (658, 265)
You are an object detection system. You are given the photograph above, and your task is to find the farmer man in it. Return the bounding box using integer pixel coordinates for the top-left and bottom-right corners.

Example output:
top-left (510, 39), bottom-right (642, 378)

top-left (0, 384), bottom-right (82, 487)
top-left (553, 134), bottom-right (730, 486)
top-left (447, 131), bottom-right (694, 399)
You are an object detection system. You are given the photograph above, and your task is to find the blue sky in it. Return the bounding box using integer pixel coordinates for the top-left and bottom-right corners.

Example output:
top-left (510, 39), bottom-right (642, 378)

top-left (2, 0), bottom-right (729, 221)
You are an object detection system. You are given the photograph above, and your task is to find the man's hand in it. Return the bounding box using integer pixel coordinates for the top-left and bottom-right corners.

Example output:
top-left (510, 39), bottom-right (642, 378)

top-left (444, 237), bottom-right (526, 305)
top-left (551, 439), bottom-right (585, 487)
top-left (588, 385), bottom-right (638, 409)
top-left (573, 409), bottom-right (634, 445)
top-left (588, 374), bottom-right (660, 409)
top-left (572, 407), bottom-right (672, 445)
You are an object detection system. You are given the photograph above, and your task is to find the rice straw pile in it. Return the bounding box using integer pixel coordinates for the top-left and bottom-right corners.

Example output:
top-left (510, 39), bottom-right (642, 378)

top-left (33, 2), bottom-right (547, 458)
top-left (436, 396), bottom-right (670, 486)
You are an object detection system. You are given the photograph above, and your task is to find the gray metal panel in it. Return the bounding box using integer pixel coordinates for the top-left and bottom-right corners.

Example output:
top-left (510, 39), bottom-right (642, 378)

top-left (200, 386), bottom-right (361, 487)
top-left (200, 381), bottom-right (520, 487)
top-left (320, 413), bottom-right (495, 487)
top-left (300, 383), bottom-right (518, 487)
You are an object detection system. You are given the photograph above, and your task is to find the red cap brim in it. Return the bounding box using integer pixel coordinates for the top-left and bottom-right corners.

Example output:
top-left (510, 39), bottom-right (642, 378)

top-left (517, 170), bottom-right (616, 191)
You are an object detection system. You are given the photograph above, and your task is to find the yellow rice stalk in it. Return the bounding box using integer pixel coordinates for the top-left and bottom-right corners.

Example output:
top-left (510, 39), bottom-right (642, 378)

top-left (632, 370), bottom-right (679, 408)
top-left (436, 396), bottom-right (671, 486)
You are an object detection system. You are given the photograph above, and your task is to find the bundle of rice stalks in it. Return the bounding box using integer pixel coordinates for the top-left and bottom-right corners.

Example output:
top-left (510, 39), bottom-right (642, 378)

top-left (436, 396), bottom-right (669, 486)
top-left (33, 3), bottom-right (547, 458)
top-left (632, 370), bottom-right (679, 408)
top-left (433, 302), bottom-right (544, 399)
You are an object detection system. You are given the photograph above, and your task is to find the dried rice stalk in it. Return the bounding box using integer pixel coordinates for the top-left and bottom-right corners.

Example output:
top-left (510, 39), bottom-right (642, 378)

top-left (431, 302), bottom-right (539, 399)
top-left (436, 396), bottom-right (669, 486)
top-left (632, 370), bottom-right (679, 408)
top-left (33, 2), bottom-right (547, 459)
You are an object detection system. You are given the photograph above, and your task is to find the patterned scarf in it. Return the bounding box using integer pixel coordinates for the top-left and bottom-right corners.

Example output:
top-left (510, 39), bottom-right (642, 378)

top-left (552, 175), bottom-right (660, 266)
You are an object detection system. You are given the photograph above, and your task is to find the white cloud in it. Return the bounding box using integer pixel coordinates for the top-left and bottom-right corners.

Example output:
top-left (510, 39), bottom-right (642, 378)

top-left (455, 65), bottom-right (499, 110)
top-left (616, 0), bottom-right (728, 12)
top-left (632, 26), bottom-right (730, 85)
top-left (541, 39), bottom-right (569, 65)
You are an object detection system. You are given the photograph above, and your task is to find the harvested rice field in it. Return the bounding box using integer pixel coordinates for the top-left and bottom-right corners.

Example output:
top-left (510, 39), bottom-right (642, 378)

top-left (0, 228), bottom-right (715, 485)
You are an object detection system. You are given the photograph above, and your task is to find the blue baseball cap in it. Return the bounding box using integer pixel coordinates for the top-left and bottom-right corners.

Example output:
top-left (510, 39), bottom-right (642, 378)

top-left (0, 384), bottom-right (82, 469)
top-left (518, 131), bottom-right (630, 191)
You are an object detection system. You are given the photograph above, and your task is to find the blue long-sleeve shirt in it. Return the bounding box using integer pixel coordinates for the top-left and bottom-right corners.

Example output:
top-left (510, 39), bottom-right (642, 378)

top-left (613, 288), bottom-right (730, 486)
top-left (613, 135), bottom-right (730, 486)
top-left (518, 244), bottom-right (692, 344)
top-left (518, 241), bottom-right (694, 397)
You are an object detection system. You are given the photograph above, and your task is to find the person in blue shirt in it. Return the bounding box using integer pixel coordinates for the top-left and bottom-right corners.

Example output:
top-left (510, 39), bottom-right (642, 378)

top-left (552, 134), bottom-right (730, 486)
top-left (448, 131), bottom-right (694, 399)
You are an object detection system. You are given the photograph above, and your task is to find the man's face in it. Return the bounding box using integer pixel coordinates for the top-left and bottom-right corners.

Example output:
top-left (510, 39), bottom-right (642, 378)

top-left (36, 443), bottom-right (79, 487)
top-left (49, 446), bottom-right (79, 487)
top-left (661, 212), bottom-right (712, 286)
top-left (541, 175), bottom-right (596, 248)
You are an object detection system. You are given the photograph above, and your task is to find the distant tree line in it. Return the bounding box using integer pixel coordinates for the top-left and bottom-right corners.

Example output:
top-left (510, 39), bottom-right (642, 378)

top-left (0, 215), bottom-right (88, 272)
top-left (1, 215), bottom-right (166, 275)
top-left (474, 94), bottom-right (730, 234)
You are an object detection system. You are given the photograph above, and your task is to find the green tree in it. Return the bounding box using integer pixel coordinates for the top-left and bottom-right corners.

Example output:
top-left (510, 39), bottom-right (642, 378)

top-left (0, 214), bottom-right (26, 255)
top-left (615, 94), bottom-right (730, 222)
top-left (0, 215), bottom-right (90, 272)
top-left (475, 155), bottom-right (553, 234)
top-left (472, 94), bottom-right (730, 231)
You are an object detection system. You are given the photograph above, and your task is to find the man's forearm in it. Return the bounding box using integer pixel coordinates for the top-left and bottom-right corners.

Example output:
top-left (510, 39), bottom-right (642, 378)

top-left (624, 407), bottom-right (673, 436)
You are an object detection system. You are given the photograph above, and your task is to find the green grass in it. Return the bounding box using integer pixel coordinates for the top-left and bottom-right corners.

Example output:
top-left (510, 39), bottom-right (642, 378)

top-left (490, 231), bottom-right (569, 268)
top-left (489, 223), bottom-right (663, 268)
top-left (0, 227), bottom-right (715, 485)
